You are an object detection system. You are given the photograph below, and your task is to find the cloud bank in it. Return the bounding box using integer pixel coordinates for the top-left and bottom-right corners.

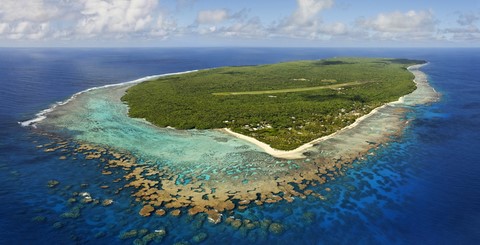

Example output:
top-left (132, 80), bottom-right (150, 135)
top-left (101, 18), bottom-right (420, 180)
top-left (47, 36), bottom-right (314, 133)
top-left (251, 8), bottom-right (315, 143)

top-left (0, 0), bottom-right (477, 45)
top-left (0, 0), bottom-right (176, 40)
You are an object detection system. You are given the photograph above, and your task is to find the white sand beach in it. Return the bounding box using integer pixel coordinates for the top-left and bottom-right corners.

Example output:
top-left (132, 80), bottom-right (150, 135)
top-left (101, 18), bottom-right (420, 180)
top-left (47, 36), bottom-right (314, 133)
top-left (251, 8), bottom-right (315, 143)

top-left (222, 64), bottom-right (431, 159)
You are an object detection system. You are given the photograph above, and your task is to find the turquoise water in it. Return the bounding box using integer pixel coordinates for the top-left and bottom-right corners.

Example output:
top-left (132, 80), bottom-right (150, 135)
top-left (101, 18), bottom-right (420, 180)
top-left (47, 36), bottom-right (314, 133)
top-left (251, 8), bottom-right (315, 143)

top-left (41, 82), bottom-right (265, 165)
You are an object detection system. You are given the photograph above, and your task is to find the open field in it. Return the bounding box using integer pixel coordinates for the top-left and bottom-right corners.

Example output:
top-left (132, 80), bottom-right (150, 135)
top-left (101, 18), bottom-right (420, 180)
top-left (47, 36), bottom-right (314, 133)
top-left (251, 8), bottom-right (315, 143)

top-left (212, 81), bottom-right (363, 96)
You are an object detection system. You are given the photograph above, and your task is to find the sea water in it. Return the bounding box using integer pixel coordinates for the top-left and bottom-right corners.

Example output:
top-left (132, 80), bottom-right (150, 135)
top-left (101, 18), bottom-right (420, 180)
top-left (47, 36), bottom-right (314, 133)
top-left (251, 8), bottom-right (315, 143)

top-left (1, 48), bottom-right (479, 244)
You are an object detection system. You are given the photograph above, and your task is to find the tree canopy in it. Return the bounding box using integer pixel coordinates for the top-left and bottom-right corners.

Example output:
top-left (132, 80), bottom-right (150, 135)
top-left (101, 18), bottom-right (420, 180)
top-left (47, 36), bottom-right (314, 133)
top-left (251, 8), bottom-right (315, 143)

top-left (122, 57), bottom-right (425, 150)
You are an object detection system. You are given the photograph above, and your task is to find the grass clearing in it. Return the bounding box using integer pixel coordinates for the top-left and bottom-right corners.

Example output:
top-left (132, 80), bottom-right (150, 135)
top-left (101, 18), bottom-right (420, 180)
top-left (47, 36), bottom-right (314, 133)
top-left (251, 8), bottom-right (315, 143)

top-left (212, 81), bottom-right (363, 96)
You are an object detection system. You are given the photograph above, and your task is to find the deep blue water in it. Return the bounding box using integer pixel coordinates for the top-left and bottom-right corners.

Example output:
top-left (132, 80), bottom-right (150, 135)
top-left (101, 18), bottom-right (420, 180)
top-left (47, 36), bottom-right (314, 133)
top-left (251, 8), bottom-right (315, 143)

top-left (1, 48), bottom-right (479, 244)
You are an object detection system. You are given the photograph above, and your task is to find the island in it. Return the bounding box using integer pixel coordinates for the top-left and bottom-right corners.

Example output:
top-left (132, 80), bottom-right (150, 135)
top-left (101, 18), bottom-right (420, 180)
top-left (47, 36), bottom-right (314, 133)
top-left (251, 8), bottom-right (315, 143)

top-left (121, 58), bottom-right (425, 151)
top-left (31, 57), bottom-right (437, 224)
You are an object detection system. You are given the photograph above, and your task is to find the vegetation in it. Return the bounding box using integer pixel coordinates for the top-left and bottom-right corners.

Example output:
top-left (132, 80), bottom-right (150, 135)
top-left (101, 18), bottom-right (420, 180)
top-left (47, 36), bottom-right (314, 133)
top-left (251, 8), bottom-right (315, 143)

top-left (212, 81), bottom-right (362, 96)
top-left (122, 57), bottom-right (425, 150)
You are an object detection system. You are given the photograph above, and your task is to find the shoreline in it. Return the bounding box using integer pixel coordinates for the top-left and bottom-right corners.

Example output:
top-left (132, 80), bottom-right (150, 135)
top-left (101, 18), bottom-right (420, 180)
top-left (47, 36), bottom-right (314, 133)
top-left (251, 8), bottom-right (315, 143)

top-left (19, 70), bottom-right (198, 128)
top-left (23, 62), bottom-right (433, 160)
top-left (222, 63), bottom-right (430, 159)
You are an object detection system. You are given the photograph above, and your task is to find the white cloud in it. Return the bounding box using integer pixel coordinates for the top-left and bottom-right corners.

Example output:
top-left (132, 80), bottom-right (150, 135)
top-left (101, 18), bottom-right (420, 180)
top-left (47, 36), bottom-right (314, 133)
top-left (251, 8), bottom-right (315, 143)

top-left (0, 0), bottom-right (475, 46)
top-left (354, 10), bottom-right (438, 42)
top-left (193, 8), bottom-right (262, 38)
top-left (291, 0), bottom-right (334, 25)
top-left (0, 0), bottom-right (178, 41)
top-left (149, 15), bottom-right (177, 38)
top-left (0, 0), bottom-right (59, 40)
top-left (442, 26), bottom-right (480, 42)
top-left (271, 0), bottom-right (343, 40)
top-left (358, 10), bottom-right (435, 33)
top-left (196, 9), bottom-right (230, 24)
top-left (439, 12), bottom-right (480, 42)
top-left (218, 17), bottom-right (265, 38)
top-left (0, 23), bottom-right (8, 34)
top-left (13, 22), bottom-right (31, 34)
top-left (7, 21), bottom-right (50, 40)
top-left (0, 0), bottom-right (59, 22)
top-left (192, 1), bottom-right (341, 40)
top-left (320, 22), bottom-right (348, 35)
top-left (76, 0), bottom-right (159, 35)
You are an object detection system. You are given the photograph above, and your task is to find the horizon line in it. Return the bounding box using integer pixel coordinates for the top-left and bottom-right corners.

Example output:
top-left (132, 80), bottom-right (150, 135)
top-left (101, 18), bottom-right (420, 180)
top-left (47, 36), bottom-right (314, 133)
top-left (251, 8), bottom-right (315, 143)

top-left (1, 46), bottom-right (479, 49)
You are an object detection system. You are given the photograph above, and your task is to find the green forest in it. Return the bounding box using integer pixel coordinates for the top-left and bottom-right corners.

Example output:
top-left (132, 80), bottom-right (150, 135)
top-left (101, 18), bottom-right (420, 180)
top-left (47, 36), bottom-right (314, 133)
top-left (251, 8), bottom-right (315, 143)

top-left (121, 57), bottom-right (425, 150)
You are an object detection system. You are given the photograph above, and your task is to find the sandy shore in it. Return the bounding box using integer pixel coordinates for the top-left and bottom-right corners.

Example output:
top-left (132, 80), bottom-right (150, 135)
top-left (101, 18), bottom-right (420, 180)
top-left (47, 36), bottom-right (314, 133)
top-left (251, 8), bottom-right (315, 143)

top-left (222, 64), bottom-right (428, 159)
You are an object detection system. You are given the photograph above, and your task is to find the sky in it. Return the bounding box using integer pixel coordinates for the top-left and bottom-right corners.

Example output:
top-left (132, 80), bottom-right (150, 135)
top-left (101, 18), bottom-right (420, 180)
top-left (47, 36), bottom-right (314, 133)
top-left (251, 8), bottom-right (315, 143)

top-left (0, 0), bottom-right (479, 47)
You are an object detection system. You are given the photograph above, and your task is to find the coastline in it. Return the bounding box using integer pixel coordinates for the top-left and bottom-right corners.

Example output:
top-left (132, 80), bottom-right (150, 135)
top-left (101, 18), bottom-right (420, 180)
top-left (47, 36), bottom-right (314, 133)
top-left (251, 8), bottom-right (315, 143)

top-left (23, 58), bottom-right (441, 223)
top-left (19, 70), bottom-right (198, 128)
top-left (222, 63), bottom-right (432, 159)
top-left (23, 62), bottom-right (434, 160)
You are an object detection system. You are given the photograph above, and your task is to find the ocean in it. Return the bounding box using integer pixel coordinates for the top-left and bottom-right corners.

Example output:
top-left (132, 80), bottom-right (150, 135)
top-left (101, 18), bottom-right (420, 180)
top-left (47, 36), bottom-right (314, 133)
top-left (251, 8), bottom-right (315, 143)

top-left (0, 48), bottom-right (479, 244)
